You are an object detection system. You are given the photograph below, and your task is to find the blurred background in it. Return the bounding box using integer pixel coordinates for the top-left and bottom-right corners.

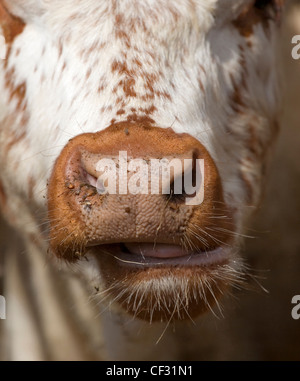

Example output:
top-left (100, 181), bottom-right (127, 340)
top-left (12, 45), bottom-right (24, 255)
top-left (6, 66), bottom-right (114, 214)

top-left (192, 0), bottom-right (300, 360)
top-left (0, 0), bottom-right (300, 361)
top-left (238, 0), bottom-right (300, 360)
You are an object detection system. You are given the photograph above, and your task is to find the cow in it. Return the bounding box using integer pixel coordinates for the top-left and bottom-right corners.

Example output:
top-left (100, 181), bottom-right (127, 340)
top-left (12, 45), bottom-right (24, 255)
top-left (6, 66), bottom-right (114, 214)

top-left (0, 0), bottom-right (288, 360)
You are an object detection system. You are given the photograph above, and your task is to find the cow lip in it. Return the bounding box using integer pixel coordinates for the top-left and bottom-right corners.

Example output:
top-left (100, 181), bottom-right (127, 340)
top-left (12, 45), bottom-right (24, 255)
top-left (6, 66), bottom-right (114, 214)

top-left (122, 242), bottom-right (191, 259)
top-left (90, 242), bottom-right (232, 268)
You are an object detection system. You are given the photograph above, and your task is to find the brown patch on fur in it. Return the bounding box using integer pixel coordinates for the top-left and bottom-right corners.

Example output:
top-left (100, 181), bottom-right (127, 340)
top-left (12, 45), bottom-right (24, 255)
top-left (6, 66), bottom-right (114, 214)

top-left (58, 39), bottom-right (63, 57)
top-left (233, 1), bottom-right (286, 37)
top-left (0, 180), bottom-right (7, 212)
top-left (4, 66), bottom-right (27, 110)
top-left (8, 80), bottom-right (26, 109)
top-left (3, 68), bottom-right (28, 154)
top-left (111, 58), bottom-right (170, 103)
top-left (0, 1), bottom-right (25, 47)
top-left (111, 60), bottom-right (133, 76)
top-left (230, 73), bottom-right (246, 113)
top-left (138, 105), bottom-right (157, 115)
top-left (111, 60), bottom-right (137, 98)
top-left (110, 56), bottom-right (169, 105)
top-left (144, 73), bottom-right (158, 93)
top-left (86, 68), bottom-right (92, 80)
top-left (198, 78), bottom-right (204, 92)
top-left (115, 13), bottom-right (131, 48)
top-left (125, 114), bottom-right (155, 125)
top-left (155, 90), bottom-right (171, 101)
top-left (3, 128), bottom-right (26, 156)
top-left (141, 93), bottom-right (155, 102)
top-left (1, 67), bottom-right (28, 156)
top-left (28, 176), bottom-right (35, 200)
top-left (97, 84), bottom-right (105, 94)
top-left (133, 58), bottom-right (142, 68)
top-left (233, 5), bottom-right (263, 38)
top-left (229, 46), bottom-right (248, 115)
top-left (121, 78), bottom-right (136, 98)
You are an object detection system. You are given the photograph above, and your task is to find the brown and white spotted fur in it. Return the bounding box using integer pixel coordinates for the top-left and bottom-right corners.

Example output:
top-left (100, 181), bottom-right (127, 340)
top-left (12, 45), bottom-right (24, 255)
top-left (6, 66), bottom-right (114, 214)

top-left (0, 0), bottom-right (287, 360)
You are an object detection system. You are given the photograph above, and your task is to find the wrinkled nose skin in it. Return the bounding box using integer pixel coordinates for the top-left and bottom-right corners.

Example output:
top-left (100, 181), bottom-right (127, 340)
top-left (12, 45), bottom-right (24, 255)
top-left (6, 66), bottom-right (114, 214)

top-left (48, 122), bottom-right (234, 321)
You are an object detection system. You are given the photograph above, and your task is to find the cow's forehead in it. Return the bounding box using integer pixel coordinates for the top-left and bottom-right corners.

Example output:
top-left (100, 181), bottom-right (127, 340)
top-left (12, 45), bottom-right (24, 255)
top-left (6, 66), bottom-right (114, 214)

top-left (3, 0), bottom-right (253, 25)
top-left (4, 0), bottom-right (218, 13)
top-left (2, 0), bottom-right (283, 49)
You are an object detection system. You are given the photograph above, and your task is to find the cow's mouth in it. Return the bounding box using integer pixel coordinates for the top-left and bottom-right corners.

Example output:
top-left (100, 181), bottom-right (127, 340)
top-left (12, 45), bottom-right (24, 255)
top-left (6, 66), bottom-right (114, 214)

top-left (90, 242), bottom-right (231, 268)
top-left (88, 240), bottom-right (240, 322)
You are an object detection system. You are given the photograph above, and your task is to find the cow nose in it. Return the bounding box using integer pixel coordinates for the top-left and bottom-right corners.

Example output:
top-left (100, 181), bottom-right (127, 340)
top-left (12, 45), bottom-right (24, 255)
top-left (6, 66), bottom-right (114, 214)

top-left (48, 122), bottom-right (229, 261)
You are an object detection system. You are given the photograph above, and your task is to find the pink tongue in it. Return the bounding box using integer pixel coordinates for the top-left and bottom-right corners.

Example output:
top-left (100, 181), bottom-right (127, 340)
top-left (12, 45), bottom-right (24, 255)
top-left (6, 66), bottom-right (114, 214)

top-left (124, 243), bottom-right (187, 259)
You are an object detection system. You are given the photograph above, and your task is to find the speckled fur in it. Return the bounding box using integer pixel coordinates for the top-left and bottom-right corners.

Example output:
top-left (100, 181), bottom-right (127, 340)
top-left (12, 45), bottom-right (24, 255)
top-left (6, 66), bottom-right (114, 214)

top-left (0, 0), bottom-right (285, 360)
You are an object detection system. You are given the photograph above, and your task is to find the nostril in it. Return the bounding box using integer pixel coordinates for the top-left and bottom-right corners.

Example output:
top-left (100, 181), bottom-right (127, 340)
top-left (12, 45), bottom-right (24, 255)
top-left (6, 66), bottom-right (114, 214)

top-left (81, 168), bottom-right (97, 188)
top-left (191, 149), bottom-right (200, 188)
top-left (167, 148), bottom-right (201, 203)
top-left (168, 180), bottom-right (186, 203)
